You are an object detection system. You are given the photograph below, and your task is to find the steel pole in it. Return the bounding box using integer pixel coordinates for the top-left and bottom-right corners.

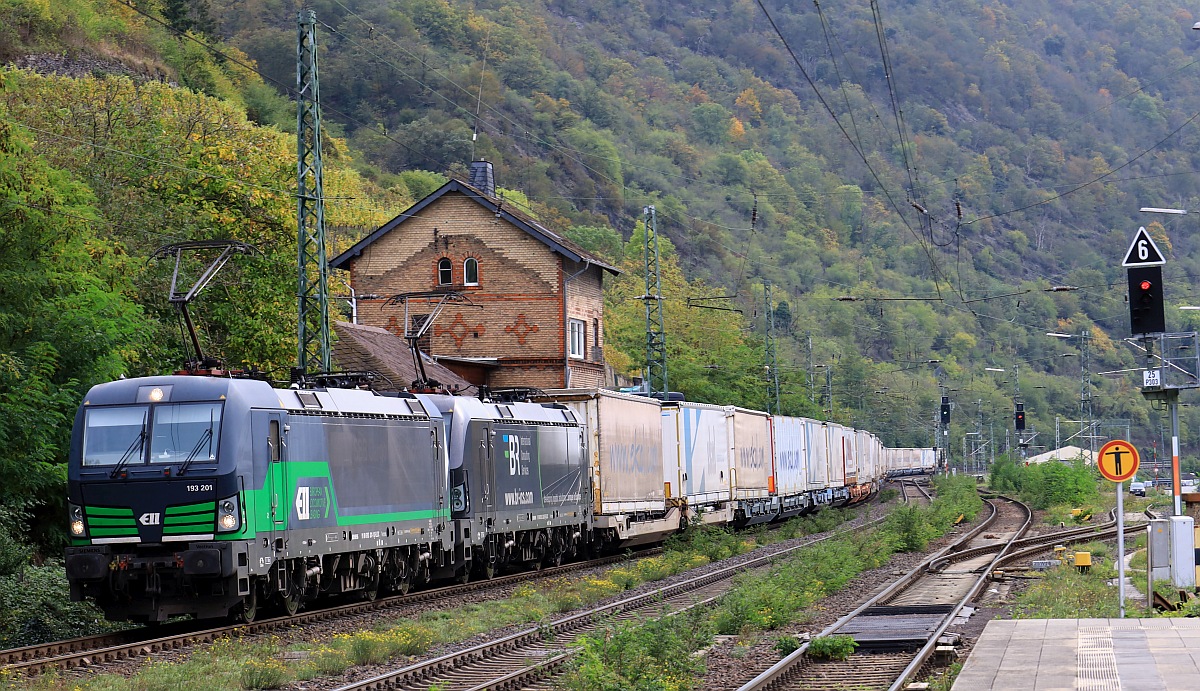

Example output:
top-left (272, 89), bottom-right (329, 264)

top-left (1117, 482), bottom-right (1126, 618)
top-left (1171, 396), bottom-right (1182, 516)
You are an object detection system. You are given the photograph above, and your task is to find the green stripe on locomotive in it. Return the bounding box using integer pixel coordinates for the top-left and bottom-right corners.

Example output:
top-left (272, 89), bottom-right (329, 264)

top-left (215, 460), bottom-right (449, 542)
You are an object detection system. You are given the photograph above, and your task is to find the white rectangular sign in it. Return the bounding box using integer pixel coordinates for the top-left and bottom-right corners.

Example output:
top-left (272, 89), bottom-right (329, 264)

top-left (1144, 369), bottom-right (1162, 388)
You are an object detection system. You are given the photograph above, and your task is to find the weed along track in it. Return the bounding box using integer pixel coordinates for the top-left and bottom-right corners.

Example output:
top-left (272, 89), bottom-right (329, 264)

top-left (328, 519), bottom-right (882, 691)
top-left (736, 497), bottom-right (1140, 691)
top-left (739, 495), bottom-right (1024, 691)
top-left (0, 550), bottom-right (649, 678)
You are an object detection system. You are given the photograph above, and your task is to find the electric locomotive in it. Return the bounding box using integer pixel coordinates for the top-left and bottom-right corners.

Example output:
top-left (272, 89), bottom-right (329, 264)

top-left (65, 375), bottom-right (457, 622)
top-left (65, 375), bottom-right (592, 623)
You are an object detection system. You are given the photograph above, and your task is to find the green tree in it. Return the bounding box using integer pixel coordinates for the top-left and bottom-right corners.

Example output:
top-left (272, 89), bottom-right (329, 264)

top-left (0, 109), bottom-right (148, 551)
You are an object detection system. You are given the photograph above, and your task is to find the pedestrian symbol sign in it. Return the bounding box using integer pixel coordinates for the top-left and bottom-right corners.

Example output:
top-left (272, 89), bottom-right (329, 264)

top-left (1122, 227), bottom-right (1166, 267)
top-left (1097, 440), bottom-right (1140, 483)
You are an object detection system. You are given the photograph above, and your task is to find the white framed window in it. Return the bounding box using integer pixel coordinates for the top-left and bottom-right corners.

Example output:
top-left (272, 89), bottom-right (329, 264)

top-left (568, 319), bottom-right (586, 359)
top-left (437, 258), bottom-right (452, 285)
top-left (463, 257), bottom-right (479, 285)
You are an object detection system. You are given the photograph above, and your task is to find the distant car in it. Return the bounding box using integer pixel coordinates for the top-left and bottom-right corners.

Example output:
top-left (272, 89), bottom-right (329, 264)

top-left (1130, 481), bottom-right (1146, 496)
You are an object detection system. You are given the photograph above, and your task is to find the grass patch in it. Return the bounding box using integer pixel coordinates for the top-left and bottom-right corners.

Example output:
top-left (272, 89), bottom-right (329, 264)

top-left (806, 634), bottom-right (857, 661)
top-left (1012, 549), bottom-right (1122, 619)
top-left (33, 637), bottom-right (287, 691)
top-left (559, 607), bottom-right (712, 691)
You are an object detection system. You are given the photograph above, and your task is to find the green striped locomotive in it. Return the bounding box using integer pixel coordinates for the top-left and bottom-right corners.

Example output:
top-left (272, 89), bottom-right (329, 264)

top-left (65, 376), bottom-right (589, 623)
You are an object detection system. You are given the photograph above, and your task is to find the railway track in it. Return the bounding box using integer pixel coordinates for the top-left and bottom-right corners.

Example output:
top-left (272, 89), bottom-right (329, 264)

top-left (898, 478), bottom-right (932, 505)
top-left (329, 516), bottom-right (889, 691)
top-left (2, 497), bottom-right (892, 681)
top-left (738, 498), bottom-right (1140, 691)
top-left (0, 549), bottom-right (654, 678)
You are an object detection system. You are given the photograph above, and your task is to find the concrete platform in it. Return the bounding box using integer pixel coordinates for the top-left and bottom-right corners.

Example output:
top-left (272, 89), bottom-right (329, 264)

top-left (952, 618), bottom-right (1200, 691)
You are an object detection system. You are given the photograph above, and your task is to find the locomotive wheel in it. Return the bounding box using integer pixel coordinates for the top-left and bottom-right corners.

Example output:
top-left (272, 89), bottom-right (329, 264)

top-left (392, 553), bottom-right (412, 595)
top-left (545, 535), bottom-right (564, 568)
top-left (237, 582), bottom-right (259, 623)
top-left (281, 561), bottom-right (303, 616)
top-left (361, 554), bottom-right (380, 602)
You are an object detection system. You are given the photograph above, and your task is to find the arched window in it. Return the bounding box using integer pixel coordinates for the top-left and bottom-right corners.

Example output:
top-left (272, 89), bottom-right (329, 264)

top-left (437, 258), bottom-right (452, 285)
top-left (463, 257), bottom-right (479, 285)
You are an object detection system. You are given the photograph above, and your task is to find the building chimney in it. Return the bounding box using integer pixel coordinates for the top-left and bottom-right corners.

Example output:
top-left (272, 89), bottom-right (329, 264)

top-left (468, 160), bottom-right (495, 197)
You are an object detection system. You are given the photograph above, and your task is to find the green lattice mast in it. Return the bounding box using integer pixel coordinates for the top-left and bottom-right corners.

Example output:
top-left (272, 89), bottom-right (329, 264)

top-left (296, 9), bottom-right (331, 378)
top-left (641, 206), bottom-right (667, 397)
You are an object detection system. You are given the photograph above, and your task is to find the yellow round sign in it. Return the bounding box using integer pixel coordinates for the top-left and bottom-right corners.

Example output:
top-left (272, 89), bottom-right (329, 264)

top-left (1097, 440), bottom-right (1139, 483)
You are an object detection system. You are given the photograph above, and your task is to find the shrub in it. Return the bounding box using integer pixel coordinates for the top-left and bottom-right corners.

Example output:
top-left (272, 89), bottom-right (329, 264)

top-left (807, 634), bottom-right (857, 661)
top-left (774, 635), bottom-right (802, 657)
top-left (0, 561), bottom-right (118, 647)
top-left (240, 658), bottom-right (288, 689)
top-left (561, 609), bottom-right (712, 691)
top-left (886, 505), bottom-right (937, 552)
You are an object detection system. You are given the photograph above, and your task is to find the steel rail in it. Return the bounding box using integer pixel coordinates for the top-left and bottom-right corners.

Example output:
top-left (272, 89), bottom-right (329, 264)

top-left (0, 549), bottom-right (654, 676)
top-left (335, 517), bottom-right (889, 691)
top-left (737, 495), bottom-right (1024, 691)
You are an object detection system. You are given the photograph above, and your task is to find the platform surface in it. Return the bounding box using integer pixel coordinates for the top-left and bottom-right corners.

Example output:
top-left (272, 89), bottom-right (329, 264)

top-left (952, 618), bottom-right (1200, 691)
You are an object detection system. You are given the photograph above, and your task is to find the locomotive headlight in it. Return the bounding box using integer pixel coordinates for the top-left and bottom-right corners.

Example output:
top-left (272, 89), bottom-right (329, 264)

top-left (69, 504), bottom-right (86, 537)
top-left (216, 494), bottom-right (240, 532)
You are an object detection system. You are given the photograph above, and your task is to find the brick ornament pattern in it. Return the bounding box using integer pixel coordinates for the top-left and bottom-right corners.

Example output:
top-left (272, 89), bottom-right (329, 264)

top-left (435, 312), bottom-right (486, 349)
top-left (505, 314), bottom-right (540, 345)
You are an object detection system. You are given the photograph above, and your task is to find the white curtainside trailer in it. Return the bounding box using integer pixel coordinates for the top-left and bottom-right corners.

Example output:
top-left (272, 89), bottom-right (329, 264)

top-left (771, 415), bottom-right (811, 519)
top-left (827, 423), bottom-right (850, 503)
top-left (728, 407), bottom-right (776, 526)
top-left (661, 401), bottom-right (732, 526)
top-left (536, 388), bottom-right (678, 546)
top-left (805, 419), bottom-right (832, 506)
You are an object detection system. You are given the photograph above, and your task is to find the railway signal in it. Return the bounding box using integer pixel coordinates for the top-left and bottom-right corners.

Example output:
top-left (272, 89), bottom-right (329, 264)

top-left (1014, 403), bottom-right (1025, 431)
top-left (1127, 266), bottom-right (1166, 336)
top-left (1123, 227), bottom-right (1167, 337)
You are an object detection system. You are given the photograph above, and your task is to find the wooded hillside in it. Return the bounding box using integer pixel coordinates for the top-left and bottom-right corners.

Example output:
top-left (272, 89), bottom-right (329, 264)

top-left (3, 0), bottom-right (1200, 554)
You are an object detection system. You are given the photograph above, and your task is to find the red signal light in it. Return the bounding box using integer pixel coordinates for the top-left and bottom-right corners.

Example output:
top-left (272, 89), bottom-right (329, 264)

top-left (1141, 280), bottom-right (1152, 291)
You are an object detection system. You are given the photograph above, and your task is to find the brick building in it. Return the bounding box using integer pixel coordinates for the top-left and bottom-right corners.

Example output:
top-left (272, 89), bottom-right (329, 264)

top-left (330, 161), bottom-right (620, 390)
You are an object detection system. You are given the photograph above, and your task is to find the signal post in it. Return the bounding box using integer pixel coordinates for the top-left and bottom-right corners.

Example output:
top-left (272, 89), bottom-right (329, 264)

top-left (1123, 227), bottom-right (1194, 516)
top-left (1098, 440), bottom-right (1139, 618)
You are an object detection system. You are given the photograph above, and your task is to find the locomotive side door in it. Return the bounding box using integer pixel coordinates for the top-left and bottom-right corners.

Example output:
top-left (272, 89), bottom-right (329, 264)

top-left (251, 410), bottom-right (287, 558)
top-left (266, 412), bottom-right (287, 542)
top-left (479, 421), bottom-right (496, 530)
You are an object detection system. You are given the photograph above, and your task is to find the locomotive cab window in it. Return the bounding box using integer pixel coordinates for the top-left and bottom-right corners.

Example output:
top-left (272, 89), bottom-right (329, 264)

top-left (82, 405), bottom-right (149, 466)
top-left (149, 403), bottom-right (222, 465)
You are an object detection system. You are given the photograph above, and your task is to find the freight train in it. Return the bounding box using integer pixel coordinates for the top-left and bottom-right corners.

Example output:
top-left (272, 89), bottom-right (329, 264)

top-left (64, 377), bottom-right (933, 623)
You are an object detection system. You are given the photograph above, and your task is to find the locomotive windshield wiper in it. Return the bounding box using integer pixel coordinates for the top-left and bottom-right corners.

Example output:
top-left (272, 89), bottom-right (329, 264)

top-left (109, 412), bottom-right (147, 479)
top-left (177, 412), bottom-right (215, 477)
